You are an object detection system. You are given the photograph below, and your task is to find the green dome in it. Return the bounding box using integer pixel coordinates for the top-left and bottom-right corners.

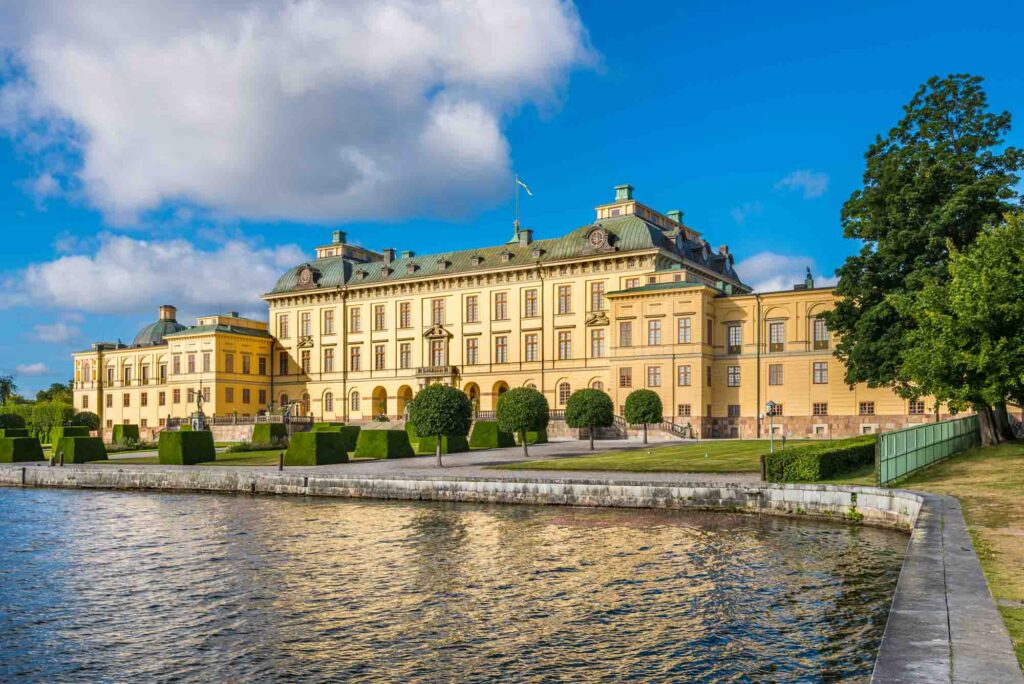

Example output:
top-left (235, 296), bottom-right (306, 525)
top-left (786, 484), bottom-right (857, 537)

top-left (133, 318), bottom-right (186, 347)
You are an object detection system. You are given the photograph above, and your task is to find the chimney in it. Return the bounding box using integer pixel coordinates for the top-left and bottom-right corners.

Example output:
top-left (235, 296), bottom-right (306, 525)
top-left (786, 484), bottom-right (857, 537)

top-left (332, 230), bottom-right (346, 245)
top-left (401, 250), bottom-right (415, 259)
top-left (667, 209), bottom-right (684, 224)
top-left (614, 184), bottom-right (634, 201)
top-left (518, 229), bottom-right (533, 246)
top-left (383, 248), bottom-right (396, 264)
top-left (158, 305), bottom-right (177, 322)
top-left (228, 311), bottom-right (239, 318)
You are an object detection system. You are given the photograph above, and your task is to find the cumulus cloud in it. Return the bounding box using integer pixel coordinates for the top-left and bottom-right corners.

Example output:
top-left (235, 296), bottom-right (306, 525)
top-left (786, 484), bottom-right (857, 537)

top-left (775, 170), bottom-right (829, 199)
top-left (735, 251), bottom-right (838, 293)
top-left (0, 1), bottom-right (595, 224)
top-left (730, 201), bottom-right (763, 225)
top-left (15, 362), bottom-right (49, 376)
top-left (33, 321), bottom-right (79, 343)
top-left (4, 234), bottom-right (305, 315)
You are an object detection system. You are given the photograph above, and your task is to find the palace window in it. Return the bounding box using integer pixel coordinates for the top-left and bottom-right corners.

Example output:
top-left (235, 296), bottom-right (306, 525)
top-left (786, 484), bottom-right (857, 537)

top-left (557, 285), bottom-right (572, 314)
top-left (727, 324), bottom-right (742, 355)
top-left (647, 319), bottom-right (662, 346)
top-left (769, 321), bottom-right (785, 352)
top-left (202, 352), bottom-right (210, 373)
top-left (557, 331), bottom-right (572, 360)
top-left (590, 281), bottom-right (605, 311)
top-left (909, 400), bottom-right (926, 415)
top-left (813, 402), bottom-right (828, 416)
top-left (301, 311), bottom-right (312, 337)
top-left (707, 367), bottom-right (712, 386)
top-left (678, 403), bottom-right (692, 417)
top-left (258, 389), bottom-right (267, 405)
top-left (619, 321), bottom-right (632, 347)
top-left (108, 366), bottom-right (115, 384)
top-left (768, 364), bottom-right (783, 386)
top-left (240, 389), bottom-right (249, 404)
top-left (373, 305), bottom-right (386, 331)
top-left (859, 401), bottom-right (875, 416)
top-left (225, 353), bottom-right (234, 373)
top-left (81, 394), bottom-right (88, 409)
top-left (494, 336), bottom-right (508, 364)
top-left (351, 391), bottom-right (360, 411)
top-left (225, 387), bottom-right (234, 403)
top-left (324, 392), bottom-right (333, 412)
top-left (678, 365), bottom-right (691, 386)
top-left (619, 367), bottom-right (632, 388)
top-left (813, 317), bottom-right (829, 350)
top-left (122, 393), bottom-right (130, 407)
top-left (465, 338), bottom-right (479, 365)
top-left (106, 394), bottom-right (113, 408)
top-left (280, 393), bottom-right (289, 408)
top-left (278, 314), bottom-right (289, 339)
top-left (678, 317), bottom-right (692, 344)
top-left (172, 389), bottom-right (181, 404)
top-left (300, 350), bottom-right (311, 374)
top-left (374, 344), bottom-right (386, 370)
top-left (188, 354), bottom-right (196, 374)
top-left (158, 391), bottom-right (166, 407)
top-left (728, 404), bottom-right (741, 418)
top-left (350, 308), bottom-right (362, 332)
top-left (399, 343), bottom-right (411, 369)
top-left (123, 366), bottom-right (132, 385)
top-left (431, 299), bottom-right (445, 325)
top-left (558, 382), bottom-right (572, 406)
top-left (160, 364), bottom-right (167, 382)
top-left (140, 392), bottom-right (147, 407)
top-left (524, 289), bottom-right (538, 318)
top-left (242, 356), bottom-right (251, 375)
top-left (813, 362), bottom-right (828, 384)
top-left (323, 348), bottom-right (334, 373)
top-left (647, 366), bottom-right (661, 387)
top-left (525, 334), bottom-right (538, 362)
top-left (494, 292), bottom-right (508, 321)
top-left (465, 295), bottom-right (479, 323)
top-left (590, 329), bottom-right (605, 358)
top-left (202, 387), bottom-right (210, 403)
top-left (727, 366), bottom-right (740, 387)
top-left (430, 339), bottom-right (446, 366)
top-left (591, 380), bottom-right (604, 391)
top-left (767, 403), bottom-right (783, 416)
top-left (323, 309), bottom-right (335, 335)
top-left (278, 351), bottom-right (288, 375)
top-left (625, 277), bottom-right (640, 289)
top-left (399, 302), bottom-right (412, 329)
top-left (259, 357), bottom-right (268, 375)
top-left (141, 365), bottom-right (149, 384)
top-left (350, 347), bottom-right (361, 371)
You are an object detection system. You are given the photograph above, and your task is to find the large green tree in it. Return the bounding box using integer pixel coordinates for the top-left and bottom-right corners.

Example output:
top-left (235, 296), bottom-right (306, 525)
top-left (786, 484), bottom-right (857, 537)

top-left (826, 74), bottom-right (1022, 398)
top-left (564, 388), bottom-right (614, 451)
top-left (408, 384), bottom-right (473, 467)
top-left (36, 382), bottom-right (72, 404)
top-left (624, 389), bottom-right (663, 445)
top-left (496, 387), bottom-right (549, 458)
top-left (900, 213), bottom-right (1024, 444)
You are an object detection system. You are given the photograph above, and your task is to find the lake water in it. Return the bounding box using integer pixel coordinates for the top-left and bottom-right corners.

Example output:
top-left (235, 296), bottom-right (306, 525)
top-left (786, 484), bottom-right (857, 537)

top-left (0, 488), bottom-right (906, 681)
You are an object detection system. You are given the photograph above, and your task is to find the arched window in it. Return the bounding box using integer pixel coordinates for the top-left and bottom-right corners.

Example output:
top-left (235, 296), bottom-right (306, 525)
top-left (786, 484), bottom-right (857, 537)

top-left (83, 362), bottom-right (92, 383)
top-left (558, 382), bottom-right (571, 405)
top-left (324, 392), bottom-right (334, 412)
top-left (591, 380), bottom-right (604, 392)
top-left (351, 391), bottom-right (360, 411)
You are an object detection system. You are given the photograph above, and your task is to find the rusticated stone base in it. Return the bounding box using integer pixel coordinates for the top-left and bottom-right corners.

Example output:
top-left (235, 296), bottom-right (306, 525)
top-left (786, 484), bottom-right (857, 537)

top-left (697, 414), bottom-right (959, 440)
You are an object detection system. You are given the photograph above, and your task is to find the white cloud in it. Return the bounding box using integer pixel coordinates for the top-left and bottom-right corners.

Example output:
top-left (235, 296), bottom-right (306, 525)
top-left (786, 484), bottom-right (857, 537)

top-left (0, 1), bottom-right (595, 224)
top-left (730, 201), bottom-right (763, 225)
top-left (775, 170), bottom-right (829, 199)
top-left (33, 321), bottom-right (79, 343)
top-left (4, 234), bottom-right (306, 315)
top-left (735, 251), bottom-right (838, 293)
top-left (16, 362), bottom-right (49, 376)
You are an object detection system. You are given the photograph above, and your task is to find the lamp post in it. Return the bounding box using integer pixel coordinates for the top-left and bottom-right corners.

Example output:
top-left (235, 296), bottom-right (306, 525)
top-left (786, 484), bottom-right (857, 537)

top-left (765, 401), bottom-right (777, 454)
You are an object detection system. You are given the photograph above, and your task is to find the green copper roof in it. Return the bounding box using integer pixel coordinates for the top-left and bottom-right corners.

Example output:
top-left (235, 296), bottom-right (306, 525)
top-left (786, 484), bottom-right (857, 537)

top-left (163, 324), bottom-right (272, 339)
top-left (608, 281), bottom-right (706, 295)
top-left (132, 319), bottom-right (187, 346)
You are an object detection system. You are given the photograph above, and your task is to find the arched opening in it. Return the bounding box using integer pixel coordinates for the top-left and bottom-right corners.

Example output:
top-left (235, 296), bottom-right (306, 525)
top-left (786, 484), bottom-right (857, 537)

top-left (397, 385), bottom-right (413, 418)
top-left (301, 393), bottom-right (311, 416)
top-left (491, 381), bottom-right (509, 410)
top-left (372, 386), bottom-right (388, 418)
top-left (324, 391), bottom-right (334, 415)
top-left (350, 390), bottom-right (361, 413)
top-left (591, 380), bottom-right (604, 392)
top-left (463, 383), bottom-right (480, 413)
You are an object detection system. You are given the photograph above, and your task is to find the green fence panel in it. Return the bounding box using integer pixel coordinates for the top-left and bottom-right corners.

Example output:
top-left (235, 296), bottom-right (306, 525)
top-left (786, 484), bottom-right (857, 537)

top-left (876, 415), bottom-right (980, 486)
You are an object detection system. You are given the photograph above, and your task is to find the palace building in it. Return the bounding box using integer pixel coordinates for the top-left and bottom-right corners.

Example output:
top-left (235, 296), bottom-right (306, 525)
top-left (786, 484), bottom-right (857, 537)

top-left (73, 184), bottom-right (936, 440)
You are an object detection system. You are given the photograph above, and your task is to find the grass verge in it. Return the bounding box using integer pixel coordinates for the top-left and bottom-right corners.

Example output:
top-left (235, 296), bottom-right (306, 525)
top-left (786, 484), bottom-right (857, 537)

top-left (493, 440), bottom-right (768, 473)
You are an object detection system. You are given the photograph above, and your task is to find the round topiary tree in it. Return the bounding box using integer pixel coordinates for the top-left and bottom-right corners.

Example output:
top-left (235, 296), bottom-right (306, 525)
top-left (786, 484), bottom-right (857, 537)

top-left (70, 411), bottom-right (101, 431)
top-left (496, 387), bottom-right (550, 457)
top-left (564, 388), bottom-right (614, 451)
top-left (408, 384), bottom-right (473, 467)
top-left (624, 389), bottom-right (663, 445)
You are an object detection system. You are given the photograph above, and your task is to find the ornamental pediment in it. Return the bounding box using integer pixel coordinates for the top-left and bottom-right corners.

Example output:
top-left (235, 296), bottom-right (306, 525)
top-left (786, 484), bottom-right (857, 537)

top-left (293, 264), bottom-right (321, 290)
top-left (296, 335), bottom-right (314, 348)
top-left (422, 324), bottom-right (452, 339)
top-left (585, 311), bottom-right (610, 326)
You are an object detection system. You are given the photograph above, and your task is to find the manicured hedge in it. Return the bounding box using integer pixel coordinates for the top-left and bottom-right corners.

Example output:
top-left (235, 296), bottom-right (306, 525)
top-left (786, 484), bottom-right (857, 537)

top-left (515, 429), bottom-right (548, 445)
top-left (158, 430), bottom-right (216, 465)
top-left (413, 434), bottom-right (470, 455)
top-left (59, 437), bottom-right (107, 463)
top-left (0, 428), bottom-right (29, 438)
top-left (336, 426), bottom-right (361, 452)
top-left (285, 431), bottom-right (348, 466)
top-left (251, 423), bottom-right (288, 445)
top-left (405, 420), bottom-right (421, 447)
top-left (0, 437), bottom-right (44, 463)
top-left (112, 424), bottom-right (141, 444)
top-left (312, 422), bottom-right (346, 431)
top-left (469, 421), bottom-right (516, 449)
top-left (764, 436), bottom-right (876, 482)
top-left (51, 426), bottom-right (90, 458)
top-left (354, 429), bottom-right (415, 459)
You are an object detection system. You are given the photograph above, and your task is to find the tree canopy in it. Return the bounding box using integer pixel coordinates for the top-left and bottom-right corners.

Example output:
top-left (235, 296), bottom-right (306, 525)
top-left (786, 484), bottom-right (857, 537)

top-left (624, 389), bottom-right (663, 444)
top-left (564, 388), bottom-right (614, 450)
top-left (408, 384), bottom-right (472, 467)
top-left (496, 387), bottom-right (549, 457)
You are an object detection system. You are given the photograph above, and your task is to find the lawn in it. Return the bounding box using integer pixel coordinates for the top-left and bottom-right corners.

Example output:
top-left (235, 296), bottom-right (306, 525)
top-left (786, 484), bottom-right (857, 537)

top-left (896, 442), bottom-right (1024, 666)
top-left (494, 440), bottom-right (769, 473)
top-left (100, 450), bottom-right (285, 466)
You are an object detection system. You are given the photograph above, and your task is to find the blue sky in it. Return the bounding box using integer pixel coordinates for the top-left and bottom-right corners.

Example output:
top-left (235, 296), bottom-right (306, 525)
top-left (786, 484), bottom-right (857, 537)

top-left (0, 0), bottom-right (1022, 395)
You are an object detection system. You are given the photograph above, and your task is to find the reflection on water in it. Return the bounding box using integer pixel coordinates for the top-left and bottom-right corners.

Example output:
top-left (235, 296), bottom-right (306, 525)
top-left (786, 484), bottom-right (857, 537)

top-left (0, 488), bottom-right (905, 681)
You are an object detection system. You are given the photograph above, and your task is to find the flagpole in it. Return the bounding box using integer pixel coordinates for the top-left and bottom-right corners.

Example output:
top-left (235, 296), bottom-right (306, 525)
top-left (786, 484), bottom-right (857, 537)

top-left (514, 173), bottom-right (520, 232)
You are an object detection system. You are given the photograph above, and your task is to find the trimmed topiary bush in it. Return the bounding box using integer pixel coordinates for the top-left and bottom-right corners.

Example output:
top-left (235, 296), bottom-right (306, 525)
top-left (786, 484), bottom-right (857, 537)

top-left (158, 431), bottom-right (216, 465)
top-left (337, 426), bottom-right (361, 452)
top-left (251, 422), bottom-right (288, 445)
top-left (70, 411), bottom-right (101, 431)
top-left (496, 387), bottom-right (549, 457)
top-left (312, 422), bottom-right (346, 431)
top-left (285, 431), bottom-right (348, 466)
top-left (624, 389), bottom-right (663, 445)
top-left (413, 434), bottom-right (470, 455)
top-left (59, 437), bottom-right (107, 463)
top-left (0, 437), bottom-right (44, 463)
top-left (0, 414), bottom-right (27, 430)
top-left (51, 426), bottom-right (90, 459)
top-left (408, 384), bottom-right (473, 467)
top-left (764, 436), bottom-right (877, 482)
top-left (469, 420), bottom-right (516, 449)
top-left (112, 424), bottom-right (141, 444)
top-left (565, 388), bottom-right (614, 450)
top-left (354, 429), bottom-right (416, 459)
top-left (0, 428), bottom-right (29, 438)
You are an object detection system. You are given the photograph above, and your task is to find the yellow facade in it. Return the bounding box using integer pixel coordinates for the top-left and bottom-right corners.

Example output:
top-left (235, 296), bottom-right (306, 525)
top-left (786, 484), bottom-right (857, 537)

top-left (73, 185), bottom-right (935, 439)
